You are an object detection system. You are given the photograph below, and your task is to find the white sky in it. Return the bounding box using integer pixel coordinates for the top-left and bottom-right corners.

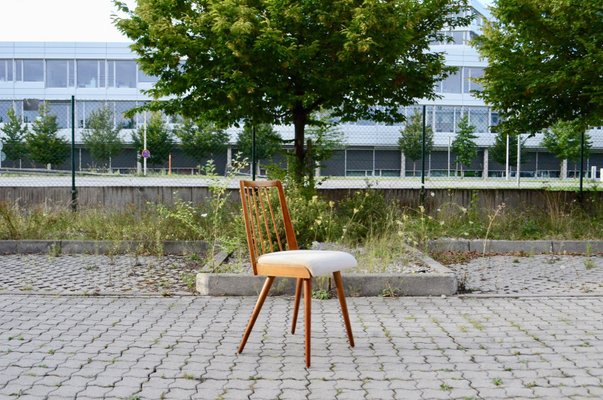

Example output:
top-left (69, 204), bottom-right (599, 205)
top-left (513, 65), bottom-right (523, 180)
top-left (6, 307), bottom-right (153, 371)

top-left (1, 0), bottom-right (494, 43)
top-left (0, 0), bottom-right (130, 42)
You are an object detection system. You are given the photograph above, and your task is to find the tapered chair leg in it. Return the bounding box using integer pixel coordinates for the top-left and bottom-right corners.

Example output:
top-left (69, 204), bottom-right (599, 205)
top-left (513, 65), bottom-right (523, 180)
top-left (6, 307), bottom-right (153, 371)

top-left (303, 278), bottom-right (312, 368)
top-left (291, 278), bottom-right (303, 334)
top-left (238, 276), bottom-right (275, 354)
top-left (333, 271), bottom-right (354, 347)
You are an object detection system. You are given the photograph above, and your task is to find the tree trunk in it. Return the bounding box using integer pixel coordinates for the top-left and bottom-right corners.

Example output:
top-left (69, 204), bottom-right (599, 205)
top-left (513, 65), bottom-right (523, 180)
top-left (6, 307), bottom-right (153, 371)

top-left (292, 103), bottom-right (308, 183)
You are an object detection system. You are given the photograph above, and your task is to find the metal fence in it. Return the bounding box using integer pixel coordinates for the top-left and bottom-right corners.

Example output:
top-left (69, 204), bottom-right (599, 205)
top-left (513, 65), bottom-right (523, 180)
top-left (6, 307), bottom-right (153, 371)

top-left (1, 98), bottom-right (602, 195)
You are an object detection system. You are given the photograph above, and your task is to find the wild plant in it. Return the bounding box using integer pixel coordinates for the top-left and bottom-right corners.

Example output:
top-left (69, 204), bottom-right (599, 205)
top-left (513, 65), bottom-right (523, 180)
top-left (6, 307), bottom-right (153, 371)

top-left (202, 154), bottom-right (249, 264)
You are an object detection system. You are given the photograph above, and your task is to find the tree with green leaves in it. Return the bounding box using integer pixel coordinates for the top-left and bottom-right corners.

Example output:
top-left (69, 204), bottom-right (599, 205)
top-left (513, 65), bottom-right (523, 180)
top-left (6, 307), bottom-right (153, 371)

top-left (398, 111), bottom-right (433, 176)
top-left (131, 112), bottom-right (173, 167)
top-left (489, 131), bottom-right (525, 175)
top-left (175, 118), bottom-right (229, 165)
top-left (299, 118), bottom-right (345, 188)
top-left (81, 106), bottom-right (123, 171)
top-left (542, 119), bottom-right (591, 177)
top-left (237, 123), bottom-right (282, 162)
top-left (237, 123), bottom-right (282, 175)
top-left (0, 108), bottom-right (28, 167)
top-left (451, 114), bottom-right (478, 176)
top-left (475, 0), bottom-right (602, 134)
top-left (306, 121), bottom-right (345, 170)
top-left (25, 103), bottom-right (69, 169)
top-left (114, 0), bottom-right (470, 182)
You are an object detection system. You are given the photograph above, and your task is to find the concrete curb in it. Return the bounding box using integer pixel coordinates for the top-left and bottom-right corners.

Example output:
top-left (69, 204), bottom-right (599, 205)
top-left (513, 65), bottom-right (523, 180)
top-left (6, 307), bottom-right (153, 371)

top-left (196, 243), bottom-right (457, 297)
top-left (196, 272), bottom-right (457, 297)
top-left (0, 240), bottom-right (207, 256)
top-left (428, 239), bottom-right (603, 255)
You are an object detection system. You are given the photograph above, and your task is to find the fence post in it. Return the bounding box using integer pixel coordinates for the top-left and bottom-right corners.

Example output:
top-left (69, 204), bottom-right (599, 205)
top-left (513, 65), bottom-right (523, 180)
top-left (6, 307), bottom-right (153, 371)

top-left (251, 124), bottom-right (256, 181)
top-left (70, 95), bottom-right (78, 212)
top-left (516, 134), bottom-right (521, 188)
top-left (420, 105), bottom-right (426, 205)
top-left (579, 128), bottom-right (585, 201)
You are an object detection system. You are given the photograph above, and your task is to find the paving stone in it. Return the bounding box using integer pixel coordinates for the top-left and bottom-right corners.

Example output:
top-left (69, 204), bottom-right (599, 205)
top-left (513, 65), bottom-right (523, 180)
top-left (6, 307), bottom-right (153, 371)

top-left (1, 257), bottom-right (603, 400)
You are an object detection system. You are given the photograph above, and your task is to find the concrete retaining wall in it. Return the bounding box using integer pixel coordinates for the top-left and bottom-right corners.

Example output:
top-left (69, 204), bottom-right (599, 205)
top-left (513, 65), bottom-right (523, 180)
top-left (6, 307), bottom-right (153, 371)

top-left (1, 186), bottom-right (600, 211)
top-left (0, 240), bottom-right (207, 256)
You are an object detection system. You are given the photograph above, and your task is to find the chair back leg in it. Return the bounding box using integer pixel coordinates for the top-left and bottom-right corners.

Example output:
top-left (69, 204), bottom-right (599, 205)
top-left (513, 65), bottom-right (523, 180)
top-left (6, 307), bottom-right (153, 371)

top-left (303, 278), bottom-right (312, 368)
top-left (333, 271), bottom-right (355, 347)
top-left (291, 278), bottom-right (303, 334)
top-left (238, 276), bottom-right (275, 354)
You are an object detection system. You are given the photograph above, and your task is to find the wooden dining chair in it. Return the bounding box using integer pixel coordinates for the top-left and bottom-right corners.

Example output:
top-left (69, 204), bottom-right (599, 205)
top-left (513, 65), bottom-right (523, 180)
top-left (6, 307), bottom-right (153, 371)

top-left (238, 180), bottom-right (356, 367)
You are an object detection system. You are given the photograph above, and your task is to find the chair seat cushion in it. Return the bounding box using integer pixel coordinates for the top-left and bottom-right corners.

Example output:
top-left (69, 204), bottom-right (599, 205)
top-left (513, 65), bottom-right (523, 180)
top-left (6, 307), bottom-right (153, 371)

top-left (257, 250), bottom-right (357, 277)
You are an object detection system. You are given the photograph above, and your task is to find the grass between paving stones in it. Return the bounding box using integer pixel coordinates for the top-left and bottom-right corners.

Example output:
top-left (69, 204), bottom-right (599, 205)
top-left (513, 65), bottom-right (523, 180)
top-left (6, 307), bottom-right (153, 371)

top-left (1, 187), bottom-right (603, 267)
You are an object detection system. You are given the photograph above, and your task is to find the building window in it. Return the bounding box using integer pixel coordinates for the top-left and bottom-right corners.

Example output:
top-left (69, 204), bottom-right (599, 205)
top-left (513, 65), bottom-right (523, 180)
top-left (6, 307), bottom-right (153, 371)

top-left (77, 60), bottom-right (101, 88)
top-left (468, 107), bottom-right (489, 132)
top-left (0, 60), bottom-right (13, 82)
top-left (452, 31), bottom-right (464, 45)
top-left (115, 61), bottom-right (136, 88)
top-left (138, 68), bottom-right (159, 83)
top-left (68, 60), bottom-right (75, 87)
top-left (442, 70), bottom-right (462, 93)
top-left (22, 99), bottom-right (40, 123)
top-left (490, 111), bottom-right (500, 130)
top-left (77, 101), bottom-right (107, 128)
top-left (16, 60), bottom-right (44, 82)
top-left (115, 101), bottom-right (137, 128)
top-left (48, 101), bottom-right (70, 128)
top-left (435, 106), bottom-right (455, 132)
top-left (46, 60), bottom-right (69, 88)
top-left (463, 67), bottom-right (484, 93)
top-left (99, 61), bottom-right (106, 87)
top-left (0, 101), bottom-right (13, 123)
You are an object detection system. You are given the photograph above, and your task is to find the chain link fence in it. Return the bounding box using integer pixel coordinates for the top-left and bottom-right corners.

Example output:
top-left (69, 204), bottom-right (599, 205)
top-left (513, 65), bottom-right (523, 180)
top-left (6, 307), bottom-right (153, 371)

top-left (1, 99), bottom-right (602, 193)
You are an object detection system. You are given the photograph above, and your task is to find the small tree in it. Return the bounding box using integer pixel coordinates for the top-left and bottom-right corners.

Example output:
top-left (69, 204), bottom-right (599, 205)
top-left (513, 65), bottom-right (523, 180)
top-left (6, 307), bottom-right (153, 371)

top-left (398, 111), bottom-right (433, 176)
top-left (236, 123), bottom-right (282, 174)
top-left (490, 131), bottom-right (525, 175)
top-left (81, 106), bottom-right (123, 171)
top-left (175, 118), bottom-right (229, 165)
top-left (451, 114), bottom-right (478, 176)
top-left (131, 112), bottom-right (173, 167)
top-left (0, 108), bottom-right (28, 167)
top-left (25, 102), bottom-right (69, 169)
top-left (542, 119), bottom-right (591, 176)
top-left (306, 121), bottom-right (345, 170)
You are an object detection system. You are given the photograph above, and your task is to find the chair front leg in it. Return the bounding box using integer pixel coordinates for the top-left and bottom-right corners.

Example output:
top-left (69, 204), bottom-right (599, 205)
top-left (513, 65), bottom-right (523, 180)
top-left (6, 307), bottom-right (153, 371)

top-left (333, 271), bottom-right (354, 347)
top-left (303, 278), bottom-right (312, 368)
top-left (291, 278), bottom-right (303, 334)
top-left (238, 276), bottom-right (275, 354)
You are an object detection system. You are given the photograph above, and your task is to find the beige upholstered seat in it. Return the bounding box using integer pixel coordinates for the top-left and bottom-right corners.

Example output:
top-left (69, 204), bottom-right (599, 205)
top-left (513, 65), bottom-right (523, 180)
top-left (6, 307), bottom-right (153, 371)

top-left (237, 180), bottom-right (355, 368)
top-left (258, 250), bottom-right (357, 277)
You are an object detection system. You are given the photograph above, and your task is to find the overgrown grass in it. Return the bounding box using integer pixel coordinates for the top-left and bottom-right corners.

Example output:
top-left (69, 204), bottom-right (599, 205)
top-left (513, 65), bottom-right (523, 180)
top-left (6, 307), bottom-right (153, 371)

top-left (1, 189), bottom-right (603, 253)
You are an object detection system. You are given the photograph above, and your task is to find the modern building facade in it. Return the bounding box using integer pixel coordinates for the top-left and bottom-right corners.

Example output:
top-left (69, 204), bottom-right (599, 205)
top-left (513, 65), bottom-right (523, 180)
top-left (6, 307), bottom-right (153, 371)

top-left (0, 0), bottom-right (601, 178)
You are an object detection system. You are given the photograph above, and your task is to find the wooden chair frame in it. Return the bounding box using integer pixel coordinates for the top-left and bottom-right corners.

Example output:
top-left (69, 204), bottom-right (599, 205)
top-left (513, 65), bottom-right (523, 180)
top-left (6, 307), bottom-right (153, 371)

top-left (238, 180), bottom-right (354, 367)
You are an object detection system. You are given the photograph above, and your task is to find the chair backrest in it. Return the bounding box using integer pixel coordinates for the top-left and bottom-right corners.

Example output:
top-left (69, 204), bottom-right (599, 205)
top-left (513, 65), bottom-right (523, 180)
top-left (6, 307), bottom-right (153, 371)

top-left (240, 180), bottom-right (299, 275)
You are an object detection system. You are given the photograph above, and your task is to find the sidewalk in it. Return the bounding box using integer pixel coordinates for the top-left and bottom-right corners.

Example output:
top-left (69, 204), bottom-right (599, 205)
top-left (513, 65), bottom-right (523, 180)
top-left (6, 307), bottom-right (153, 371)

top-left (1, 254), bottom-right (602, 399)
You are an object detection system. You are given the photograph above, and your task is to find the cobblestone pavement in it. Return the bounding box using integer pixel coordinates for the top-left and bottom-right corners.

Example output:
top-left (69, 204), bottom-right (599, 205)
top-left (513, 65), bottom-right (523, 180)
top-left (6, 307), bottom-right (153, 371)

top-left (1, 295), bottom-right (602, 400)
top-left (447, 255), bottom-right (603, 295)
top-left (2, 254), bottom-right (603, 296)
top-left (1, 254), bottom-right (603, 399)
top-left (0, 255), bottom-right (204, 295)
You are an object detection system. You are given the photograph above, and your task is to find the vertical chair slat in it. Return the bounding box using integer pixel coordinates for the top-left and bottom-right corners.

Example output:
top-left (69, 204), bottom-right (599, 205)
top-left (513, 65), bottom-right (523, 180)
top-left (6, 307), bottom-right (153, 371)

top-left (257, 187), bottom-right (275, 253)
top-left (250, 187), bottom-right (267, 255)
top-left (243, 187), bottom-right (259, 265)
top-left (264, 186), bottom-right (284, 252)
